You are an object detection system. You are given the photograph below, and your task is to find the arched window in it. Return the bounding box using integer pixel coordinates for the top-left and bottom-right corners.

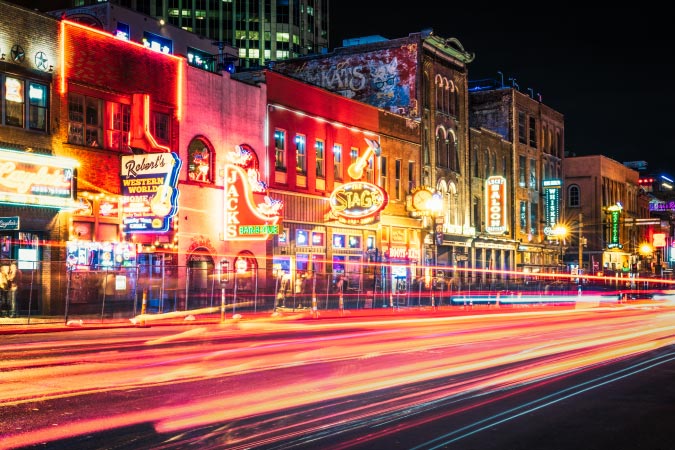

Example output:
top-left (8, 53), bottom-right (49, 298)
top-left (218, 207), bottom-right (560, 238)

top-left (448, 181), bottom-right (458, 226)
top-left (568, 184), bottom-right (580, 207)
top-left (436, 126), bottom-right (448, 168)
top-left (188, 137), bottom-right (214, 183)
top-left (448, 80), bottom-right (457, 117)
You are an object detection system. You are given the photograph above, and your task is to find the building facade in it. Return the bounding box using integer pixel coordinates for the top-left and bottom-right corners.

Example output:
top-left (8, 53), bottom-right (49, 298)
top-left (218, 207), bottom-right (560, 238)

top-left (272, 30), bottom-right (509, 289)
top-left (0, 2), bottom-right (81, 314)
top-left (262, 70), bottom-right (423, 306)
top-left (469, 83), bottom-right (565, 275)
top-left (37, 0), bottom-right (330, 70)
top-left (564, 155), bottom-right (652, 276)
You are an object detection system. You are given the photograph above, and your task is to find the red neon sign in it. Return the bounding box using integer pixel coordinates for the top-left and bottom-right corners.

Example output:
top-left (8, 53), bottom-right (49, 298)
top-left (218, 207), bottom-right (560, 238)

top-left (223, 145), bottom-right (283, 240)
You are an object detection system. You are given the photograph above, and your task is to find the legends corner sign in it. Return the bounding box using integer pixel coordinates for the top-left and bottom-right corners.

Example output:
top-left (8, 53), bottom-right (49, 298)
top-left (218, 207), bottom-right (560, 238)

top-left (0, 216), bottom-right (19, 230)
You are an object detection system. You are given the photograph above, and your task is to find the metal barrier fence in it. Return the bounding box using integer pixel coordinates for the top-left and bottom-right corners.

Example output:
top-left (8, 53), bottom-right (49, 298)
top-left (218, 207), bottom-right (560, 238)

top-left (7, 261), bottom-right (652, 322)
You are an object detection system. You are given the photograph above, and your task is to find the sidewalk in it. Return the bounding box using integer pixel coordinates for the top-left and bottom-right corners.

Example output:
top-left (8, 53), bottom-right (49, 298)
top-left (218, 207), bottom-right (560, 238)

top-left (0, 303), bottom-right (547, 335)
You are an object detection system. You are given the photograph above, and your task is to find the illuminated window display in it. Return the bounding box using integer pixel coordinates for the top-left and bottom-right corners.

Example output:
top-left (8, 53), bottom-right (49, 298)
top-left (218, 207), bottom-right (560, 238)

top-left (188, 139), bottom-right (212, 183)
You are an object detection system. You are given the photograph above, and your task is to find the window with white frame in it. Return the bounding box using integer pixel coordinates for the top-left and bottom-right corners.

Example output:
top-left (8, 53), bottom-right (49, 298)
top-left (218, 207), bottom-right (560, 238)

top-left (350, 147), bottom-right (358, 167)
top-left (395, 159), bottom-right (402, 200)
top-left (28, 81), bottom-right (48, 132)
top-left (529, 158), bottom-right (537, 189)
top-left (151, 111), bottom-right (170, 145)
top-left (568, 185), bottom-right (580, 207)
top-left (380, 156), bottom-right (388, 190)
top-left (275, 129), bottom-right (286, 171)
top-left (68, 93), bottom-right (102, 147)
top-left (3, 76), bottom-right (25, 128)
top-left (315, 139), bottom-right (325, 178)
top-left (366, 151), bottom-right (374, 182)
top-left (295, 134), bottom-right (306, 175)
top-left (106, 101), bottom-right (130, 151)
top-left (333, 143), bottom-right (342, 180)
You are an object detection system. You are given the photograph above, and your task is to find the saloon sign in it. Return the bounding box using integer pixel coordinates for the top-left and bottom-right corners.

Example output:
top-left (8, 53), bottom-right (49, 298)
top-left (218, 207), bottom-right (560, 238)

top-left (485, 176), bottom-right (507, 235)
top-left (329, 181), bottom-right (388, 225)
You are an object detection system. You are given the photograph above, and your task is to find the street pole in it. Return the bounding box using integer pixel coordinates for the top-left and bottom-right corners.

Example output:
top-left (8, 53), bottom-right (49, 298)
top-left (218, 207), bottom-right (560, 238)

top-left (578, 213), bottom-right (583, 274)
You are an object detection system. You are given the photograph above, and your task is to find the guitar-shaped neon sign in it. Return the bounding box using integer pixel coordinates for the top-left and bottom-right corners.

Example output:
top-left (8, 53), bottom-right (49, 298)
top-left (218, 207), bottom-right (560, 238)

top-left (347, 138), bottom-right (381, 180)
top-left (150, 158), bottom-right (176, 218)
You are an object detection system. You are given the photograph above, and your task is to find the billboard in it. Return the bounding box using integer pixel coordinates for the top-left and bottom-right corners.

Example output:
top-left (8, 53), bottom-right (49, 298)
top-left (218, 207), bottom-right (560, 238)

top-left (275, 43), bottom-right (419, 117)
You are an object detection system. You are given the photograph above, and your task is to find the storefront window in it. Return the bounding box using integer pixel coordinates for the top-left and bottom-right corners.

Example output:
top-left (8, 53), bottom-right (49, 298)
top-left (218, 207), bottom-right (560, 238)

top-left (296, 229), bottom-right (309, 246)
top-left (333, 255), bottom-right (345, 273)
top-left (188, 139), bottom-right (212, 183)
top-left (278, 228), bottom-right (289, 245)
top-left (311, 231), bottom-right (324, 246)
top-left (296, 253), bottom-right (309, 273)
top-left (4, 76), bottom-right (24, 127)
top-left (348, 235), bottom-right (361, 249)
top-left (333, 234), bottom-right (345, 248)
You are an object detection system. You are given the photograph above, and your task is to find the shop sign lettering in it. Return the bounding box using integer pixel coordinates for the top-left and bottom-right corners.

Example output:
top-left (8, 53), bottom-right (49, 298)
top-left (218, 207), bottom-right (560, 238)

top-left (485, 176), bottom-right (507, 235)
top-left (329, 182), bottom-right (387, 225)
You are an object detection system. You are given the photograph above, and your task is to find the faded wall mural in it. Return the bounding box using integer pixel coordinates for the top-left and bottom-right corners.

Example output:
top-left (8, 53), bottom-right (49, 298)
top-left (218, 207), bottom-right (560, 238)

top-left (275, 43), bottom-right (418, 118)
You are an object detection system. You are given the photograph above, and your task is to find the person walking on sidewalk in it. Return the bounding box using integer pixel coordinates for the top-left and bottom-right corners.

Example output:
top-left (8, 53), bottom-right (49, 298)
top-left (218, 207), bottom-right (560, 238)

top-left (0, 262), bottom-right (9, 317)
top-left (7, 261), bottom-right (19, 318)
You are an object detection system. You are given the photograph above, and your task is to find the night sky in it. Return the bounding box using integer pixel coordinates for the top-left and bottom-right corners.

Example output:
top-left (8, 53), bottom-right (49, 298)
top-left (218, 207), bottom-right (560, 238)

top-left (330, 3), bottom-right (674, 177)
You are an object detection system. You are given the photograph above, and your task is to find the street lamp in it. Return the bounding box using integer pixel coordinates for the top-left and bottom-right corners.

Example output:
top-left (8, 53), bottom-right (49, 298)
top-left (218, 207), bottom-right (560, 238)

top-left (552, 224), bottom-right (568, 273)
top-left (639, 242), bottom-right (654, 274)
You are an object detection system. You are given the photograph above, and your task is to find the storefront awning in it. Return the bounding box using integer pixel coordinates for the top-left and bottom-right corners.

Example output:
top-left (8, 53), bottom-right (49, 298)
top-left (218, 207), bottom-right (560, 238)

top-left (438, 234), bottom-right (473, 247)
top-left (473, 236), bottom-right (519, 250)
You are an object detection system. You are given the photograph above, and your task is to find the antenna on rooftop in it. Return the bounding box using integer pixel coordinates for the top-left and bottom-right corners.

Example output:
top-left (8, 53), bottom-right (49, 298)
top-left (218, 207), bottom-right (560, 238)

top-left (497, 71), bottom-right (504, 88)
top-left (527, 88), bottom-right (534, 98)
top-left (508, 78), bottom-right (519, 90)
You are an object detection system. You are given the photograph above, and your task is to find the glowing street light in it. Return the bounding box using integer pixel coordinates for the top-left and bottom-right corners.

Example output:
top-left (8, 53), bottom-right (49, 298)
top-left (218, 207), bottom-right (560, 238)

top-left (552, 224), bottom-right (568, 273)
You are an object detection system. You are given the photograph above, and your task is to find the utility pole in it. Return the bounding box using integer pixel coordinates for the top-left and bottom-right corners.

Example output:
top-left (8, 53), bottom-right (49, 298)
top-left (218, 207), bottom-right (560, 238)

top-left (578, 213), bottom-right (584, 273)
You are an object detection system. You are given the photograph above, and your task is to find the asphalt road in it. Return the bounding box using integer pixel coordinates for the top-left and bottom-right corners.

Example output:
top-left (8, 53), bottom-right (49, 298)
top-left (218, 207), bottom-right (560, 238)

top-left (1, 304), bottom-right (673, 450)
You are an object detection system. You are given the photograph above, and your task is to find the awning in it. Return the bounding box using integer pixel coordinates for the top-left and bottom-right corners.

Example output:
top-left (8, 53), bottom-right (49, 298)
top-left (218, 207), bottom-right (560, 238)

top-left (473, 236), bottom-right (519, 250)
top-left (437, 234), bottom-right (473, 247)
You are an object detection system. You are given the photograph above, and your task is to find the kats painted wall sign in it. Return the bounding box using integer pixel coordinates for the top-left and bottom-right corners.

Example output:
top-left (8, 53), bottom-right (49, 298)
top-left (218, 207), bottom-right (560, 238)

top-left (223, 144), bottom-right (283, 240)
top-left (329, 181), bottom-right (388, 225)
top-left (120, 152), bottom-right (181, 233)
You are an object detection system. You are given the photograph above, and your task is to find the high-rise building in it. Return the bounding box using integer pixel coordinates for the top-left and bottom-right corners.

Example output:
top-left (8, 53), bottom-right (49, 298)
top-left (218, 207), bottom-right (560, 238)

top-left (22, 0), bottom-right (330, 69)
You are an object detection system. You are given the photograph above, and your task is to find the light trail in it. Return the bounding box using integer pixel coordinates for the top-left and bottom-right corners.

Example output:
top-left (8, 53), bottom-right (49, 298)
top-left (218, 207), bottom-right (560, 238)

top-left (0, 304), bottom-right (673, 449)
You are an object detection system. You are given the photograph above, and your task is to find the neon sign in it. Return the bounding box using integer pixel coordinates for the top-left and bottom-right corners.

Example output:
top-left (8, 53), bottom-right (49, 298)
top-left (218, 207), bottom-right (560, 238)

top-left (223, 145), bottom-right (283, 240)
top-left (543, 179), bottom-right (561, 236)
top-left (485, 176), bottom-right (507, 234)
top-left (329, 181), bottom-right (388, 225)
top-left (120, 153), bottom-right (181, 233)
top-left (0, 149), bottom-right (78, 209)
top-left (607, 203), bottom-right (622, 249)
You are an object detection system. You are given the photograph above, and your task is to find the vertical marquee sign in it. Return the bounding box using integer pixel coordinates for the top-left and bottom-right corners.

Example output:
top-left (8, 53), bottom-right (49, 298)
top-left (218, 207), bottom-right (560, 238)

top-left (223, 144), bottom-right (283, 240)
top-left (543, 179), bottom-right (561, 236)
top-left (607, 203), bottom-right (623, 249)
top-left (485, 176), bottom-right (507, 235)
top-left (121, 152), bottom-right (181, 233)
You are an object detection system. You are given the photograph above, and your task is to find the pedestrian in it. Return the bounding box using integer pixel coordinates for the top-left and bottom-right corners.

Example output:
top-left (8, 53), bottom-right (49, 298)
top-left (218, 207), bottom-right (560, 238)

top-left (295, 272), bottom-right (306, 308)
top-left (7, 261), bottom-right (19, 318)
top-left (0, 262), bottom-right (10, 317)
